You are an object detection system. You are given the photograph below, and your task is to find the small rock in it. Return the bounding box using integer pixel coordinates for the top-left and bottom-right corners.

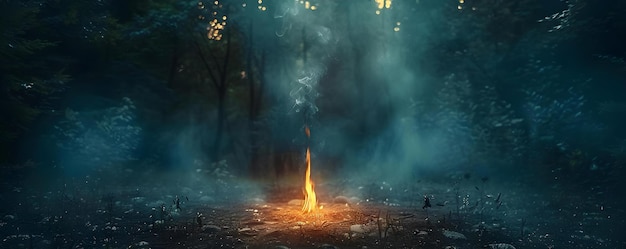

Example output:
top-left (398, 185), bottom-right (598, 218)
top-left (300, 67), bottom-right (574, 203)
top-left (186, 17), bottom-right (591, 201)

top-left (350, 224), bottom-right (370, 233)
top-left (287, 199), bottom-right (303, 206)
top-left (131, 197), bottom-right (145, 203)
top-left (3, 215), bottom-right (15, 221)
top-left (442, 229), bottom-right (467, 240)
top-left (252, 197), bottom-right (265, 203)
top-left (202, 225), bottom-right (221, 232)
top-left (137, 241), bottom-right (149, 246)
top-left (486, 243), bottom-right (516, 249)
top-left (349, 197), bottom-right (361, 203)
top-left (238, 227), bottom-right (257, 236)
top-left (333, 196), bottom-right (350, 204)
top-left (272, 246), bottom-right (290, 249)
top-left (146, 200), bottom-right (165, 207)
top-left (199, 196), bottom-right (214, 202)
top-left (318, 244), bottom-right (339, 249)
top-left (244, 220), bottom-right (265, 226)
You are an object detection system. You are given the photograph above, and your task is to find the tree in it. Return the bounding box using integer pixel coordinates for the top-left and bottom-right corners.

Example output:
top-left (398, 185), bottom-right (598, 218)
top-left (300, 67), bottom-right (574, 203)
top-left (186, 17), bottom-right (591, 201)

top-left (0, 1), bottom-right (70, 162)
top-left (124, 0), bottom-right (248, 164)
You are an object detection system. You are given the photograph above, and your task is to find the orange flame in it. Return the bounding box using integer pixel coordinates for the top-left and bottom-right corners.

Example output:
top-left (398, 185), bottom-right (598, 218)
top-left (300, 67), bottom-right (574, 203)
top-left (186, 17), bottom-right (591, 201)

top-left (302, 126), bottom-right (317, 213)
top-left (302, 147), bottom-right (317, 213)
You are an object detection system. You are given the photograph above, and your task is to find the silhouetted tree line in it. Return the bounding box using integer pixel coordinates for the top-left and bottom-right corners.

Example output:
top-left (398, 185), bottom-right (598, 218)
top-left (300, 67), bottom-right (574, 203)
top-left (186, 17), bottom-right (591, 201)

top-left (1, 0), bottom-right (624, 185)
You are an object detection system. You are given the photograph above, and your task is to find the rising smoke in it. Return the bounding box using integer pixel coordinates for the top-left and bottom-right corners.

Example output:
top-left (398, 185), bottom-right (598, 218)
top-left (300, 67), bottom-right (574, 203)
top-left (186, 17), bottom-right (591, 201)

top-left (231, 1), bottom-right (446, 183)
top-left (230, 1), bottom-right (575, 184)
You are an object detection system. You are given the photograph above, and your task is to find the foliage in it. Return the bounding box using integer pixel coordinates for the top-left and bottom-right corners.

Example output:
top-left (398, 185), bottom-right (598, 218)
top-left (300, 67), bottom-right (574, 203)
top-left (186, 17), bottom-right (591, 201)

top-left (412, 74), bottom-right (525, 169)
top-left (121, 0), bottom-right (251, 163)
top-left (426, 74), bottom-right (475, 167)
top-left (1, 0), bottom-right (622, 181)
top-left (609, 140), bottom-right (626, 168)
top-left (522, 83), bottom-right (588, 144)
top-left (53, 97), bottom-right (142, 166)
top-left (123, 0), bottom-right (202, 73)
top-left (0, 1), bottom-right (71, 162)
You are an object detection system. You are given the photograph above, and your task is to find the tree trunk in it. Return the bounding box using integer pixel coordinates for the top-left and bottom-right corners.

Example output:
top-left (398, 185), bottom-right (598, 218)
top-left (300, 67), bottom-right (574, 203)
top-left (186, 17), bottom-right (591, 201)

top-left (166, 49), bottom-right (179, 89)
top-left (213, 87), bottom-right (225, 160)
top-left (247, 21), bottom-right (259, 177)
top-left (212, 30), bottom-right (232, 161)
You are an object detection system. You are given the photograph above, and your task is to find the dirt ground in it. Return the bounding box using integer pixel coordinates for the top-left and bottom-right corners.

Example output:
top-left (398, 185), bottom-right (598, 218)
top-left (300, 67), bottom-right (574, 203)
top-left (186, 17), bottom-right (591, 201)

top-left (124, 200), bottom-right (490, 249)
top-left (1, 170), bottom-right (622, 249)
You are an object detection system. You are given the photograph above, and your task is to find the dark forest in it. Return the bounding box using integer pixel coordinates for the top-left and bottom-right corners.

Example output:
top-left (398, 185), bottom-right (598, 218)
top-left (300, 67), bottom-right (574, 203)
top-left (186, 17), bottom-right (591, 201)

top-left (1, 0), bottom-right (625, 248)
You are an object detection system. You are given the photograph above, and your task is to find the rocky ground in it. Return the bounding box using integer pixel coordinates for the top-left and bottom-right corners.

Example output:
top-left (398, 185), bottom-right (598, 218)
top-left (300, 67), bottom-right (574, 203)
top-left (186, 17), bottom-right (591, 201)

top-left (0, 168), bottom-right (623, 249)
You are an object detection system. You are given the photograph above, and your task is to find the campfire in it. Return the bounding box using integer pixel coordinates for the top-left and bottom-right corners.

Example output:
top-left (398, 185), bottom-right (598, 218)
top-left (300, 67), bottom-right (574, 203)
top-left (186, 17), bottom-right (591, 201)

top-left (214, 126), bottom-right (444, 248)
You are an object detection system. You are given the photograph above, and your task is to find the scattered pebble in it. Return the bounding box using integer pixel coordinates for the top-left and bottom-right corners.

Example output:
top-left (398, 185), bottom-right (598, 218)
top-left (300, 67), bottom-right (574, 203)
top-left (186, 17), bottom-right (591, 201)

top-left (251, 197), bottom-right (265, 203)
top-left (131, 197), bottom-right (145, 203)
top-left (442, 229), bottom-right (467, 240)
top-left (199, 196), bottom-right (214, 202)
top-left (287, 199), bottom-right (303, 206)
top-left (486, 243), bottom-right (516, 249)
top-left (244, 220), bottom-right (265, 226)
top-left (349, 197), bottom-right (361, 204)
top-left (318, 244), bottom-right (339, 249)
top-left (333, 196), bottom-right (350, 204)
top-left (137, 241), bottom-right (149, 246)
top-left (350, 224), bottom-right (371, 233)
top-left (238, 227), bottom-right (257, 236)
top-left (201, 225), bottom-right (221, 232)
top-left (146, 200), bottom-right (165, 207)
top-left (272, 246), bottom-right (290, 249)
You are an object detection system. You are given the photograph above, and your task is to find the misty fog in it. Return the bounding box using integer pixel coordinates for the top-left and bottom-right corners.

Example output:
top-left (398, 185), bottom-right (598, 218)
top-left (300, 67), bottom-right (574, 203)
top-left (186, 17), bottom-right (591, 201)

top-left (1, 0), bottom-right (625, 248)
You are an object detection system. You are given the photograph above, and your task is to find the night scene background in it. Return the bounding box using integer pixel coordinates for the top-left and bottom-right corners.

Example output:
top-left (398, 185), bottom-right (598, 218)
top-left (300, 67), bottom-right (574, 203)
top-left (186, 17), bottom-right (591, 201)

top-left (1, 0), bottom-right (625, 248)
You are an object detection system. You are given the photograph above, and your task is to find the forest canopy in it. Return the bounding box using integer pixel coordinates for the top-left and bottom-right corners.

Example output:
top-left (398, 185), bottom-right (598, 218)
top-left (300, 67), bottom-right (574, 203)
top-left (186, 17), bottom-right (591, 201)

top-left (1, 0), bottom-right (624, 185)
